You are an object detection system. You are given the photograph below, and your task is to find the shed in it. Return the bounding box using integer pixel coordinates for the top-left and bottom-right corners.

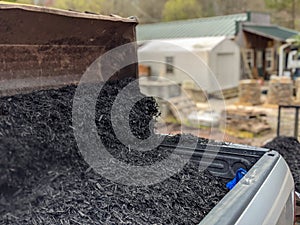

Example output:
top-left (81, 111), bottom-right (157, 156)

top-left (138, 36), bottom-right (240, 93)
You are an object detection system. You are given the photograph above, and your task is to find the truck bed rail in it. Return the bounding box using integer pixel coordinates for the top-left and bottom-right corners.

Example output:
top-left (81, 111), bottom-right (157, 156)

top-left (159, 143), bottom-right (268, 179)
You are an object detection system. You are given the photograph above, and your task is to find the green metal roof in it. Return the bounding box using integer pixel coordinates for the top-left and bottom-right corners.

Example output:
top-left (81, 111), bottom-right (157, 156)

top-left (137, 13), bottom-right (248, 41)
top-left (243, 25), bottom-right (299, 41)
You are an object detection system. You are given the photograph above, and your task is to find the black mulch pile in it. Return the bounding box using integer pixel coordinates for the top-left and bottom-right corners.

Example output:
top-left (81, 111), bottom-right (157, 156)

top-left (263, 136), bottom-right (300, 192)
top-left (0, 78), bottom-right (228, 225)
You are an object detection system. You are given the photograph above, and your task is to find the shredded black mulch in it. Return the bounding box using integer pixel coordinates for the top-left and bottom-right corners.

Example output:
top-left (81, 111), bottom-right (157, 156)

top-left (263, 136), bottom-right (300, 192)
top-left (0, 78), bottom-right (228, 225)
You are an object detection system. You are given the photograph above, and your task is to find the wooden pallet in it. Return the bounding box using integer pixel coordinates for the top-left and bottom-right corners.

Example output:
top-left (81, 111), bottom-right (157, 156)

top-left (181, 88), bottom-right (207, 103)
top-left (168, 95), bottom-right (198, 123)
top-left (222, 105), bottom-right (271, 137)
top-left (211, 87), bottom-right (238, 99)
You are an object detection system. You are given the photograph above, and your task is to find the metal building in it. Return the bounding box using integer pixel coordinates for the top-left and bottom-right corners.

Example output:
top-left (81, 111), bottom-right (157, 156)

top-left (138, 36), bottom-right (240, 94)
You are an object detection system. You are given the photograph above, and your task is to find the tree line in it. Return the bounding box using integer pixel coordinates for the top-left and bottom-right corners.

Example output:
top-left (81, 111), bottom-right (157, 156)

top-left (6, 0), bottom-right (300, 29)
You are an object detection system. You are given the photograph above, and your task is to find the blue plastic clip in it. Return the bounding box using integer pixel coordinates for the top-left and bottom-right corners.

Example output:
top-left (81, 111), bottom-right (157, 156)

top-left (226, 168), bottom-right (247, 190)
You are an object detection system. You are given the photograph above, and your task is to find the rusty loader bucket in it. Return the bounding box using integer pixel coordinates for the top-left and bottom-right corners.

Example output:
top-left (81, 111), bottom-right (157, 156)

top-left (0, 2), bottom-right (138, 96)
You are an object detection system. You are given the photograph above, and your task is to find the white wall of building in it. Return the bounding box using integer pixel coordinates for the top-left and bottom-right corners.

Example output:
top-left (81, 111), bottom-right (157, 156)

top-left (138, 37), bottom-right (240, 93)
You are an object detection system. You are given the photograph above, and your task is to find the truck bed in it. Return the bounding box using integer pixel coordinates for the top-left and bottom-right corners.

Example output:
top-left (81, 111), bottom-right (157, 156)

top-left (201, 149), bottom-right (294, 224)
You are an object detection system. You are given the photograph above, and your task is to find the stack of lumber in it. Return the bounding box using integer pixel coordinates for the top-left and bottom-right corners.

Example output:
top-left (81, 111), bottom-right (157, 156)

top-left (238, 79), bottom-right (261, 105)
top-left (222, 105), bottom-right (271, 137)
top-left (267, 76), bottom-right (293, 105)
